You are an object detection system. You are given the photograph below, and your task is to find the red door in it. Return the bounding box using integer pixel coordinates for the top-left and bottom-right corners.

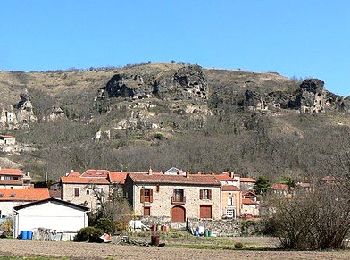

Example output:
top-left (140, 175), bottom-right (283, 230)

top-left (171, 206), bottom-right (186, 222)
top-left (200, 205), bottom-right (212, 218)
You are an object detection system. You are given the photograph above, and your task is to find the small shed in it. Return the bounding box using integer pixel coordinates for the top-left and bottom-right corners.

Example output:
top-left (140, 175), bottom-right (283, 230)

top-left (13, 198), bottom-right (89, 240)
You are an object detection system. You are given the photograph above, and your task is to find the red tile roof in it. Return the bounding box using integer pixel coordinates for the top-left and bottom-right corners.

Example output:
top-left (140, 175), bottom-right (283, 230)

top-left (128, 173), bottom-right (221, 186)
top-left (66, 171), bottom-right (80, 177)
top-left (108, 172), bottom-right (128, 184)
top-left (240, 177), bottom-right (256, 183)
top-left (221, 185), bottom-right (240, 191)
top-left (0, 188), bottom-right (50, 201)
top-left (61, 176), bottom-right (110, 185)
top-left (271, 183), bottom-right (289, 190)
top-left (81, 169), bottom-right (110, 178)
top-left (0, 169), bottom-right (23, 176)
top-left (213, 172), bottom-right (237, 181)
top-left (242, 198), bottom-right (258, 205)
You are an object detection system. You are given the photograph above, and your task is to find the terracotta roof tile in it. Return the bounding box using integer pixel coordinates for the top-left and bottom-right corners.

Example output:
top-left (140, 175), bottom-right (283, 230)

top-left (108, 172), bottom-right (128, 184)
top-left (0, 188), bottom-right (50, 201)
top-left (66, 171), bottom-right (80, 177)
top-left (128, 173), bottom-right (221, 186)
top-left (240, 177), bottom-right (256, 183)
top-left (61, 176), bottom-right (110, 185)
top-left (213, 172), bottom-right (237, 181)
top-left (242, 198), bottom-right (258, 205)
top-left (221, 185), bottom-right (240, 191)
top-left (81, 169), bottom-right (109, 178)
top-left (0, 169), bottom-right (23, 176)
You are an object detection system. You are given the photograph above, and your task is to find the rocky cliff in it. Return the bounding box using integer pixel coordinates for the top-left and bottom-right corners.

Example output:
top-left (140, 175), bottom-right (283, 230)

top-left (0, 63), bottom-right (349, 180)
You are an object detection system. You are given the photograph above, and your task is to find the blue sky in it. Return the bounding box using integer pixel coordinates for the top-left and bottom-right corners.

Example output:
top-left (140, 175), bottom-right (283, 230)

top-left (0, 0), bottom-right (349, 96)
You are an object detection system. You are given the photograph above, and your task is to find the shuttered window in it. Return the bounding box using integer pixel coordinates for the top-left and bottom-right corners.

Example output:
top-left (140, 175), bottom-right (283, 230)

top-left (74, 188), bottom-right (80, 197)
top-left (140, 188), bottom-right (153, 203)
top-left (199, 189), bottom-right (212, 200)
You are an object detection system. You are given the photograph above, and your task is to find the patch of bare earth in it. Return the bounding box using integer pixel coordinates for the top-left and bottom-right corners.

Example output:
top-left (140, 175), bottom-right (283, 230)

top-left (0, 240), bottom-right (349, 259)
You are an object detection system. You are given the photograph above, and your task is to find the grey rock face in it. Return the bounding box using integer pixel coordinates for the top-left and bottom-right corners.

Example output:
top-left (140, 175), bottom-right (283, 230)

top-left (98, 65), bottom-right (208, 101)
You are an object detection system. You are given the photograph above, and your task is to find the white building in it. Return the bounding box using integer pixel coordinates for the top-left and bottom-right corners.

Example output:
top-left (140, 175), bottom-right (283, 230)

top-left (0, 188), bottom-right (49, 218)
top-left (13, 198), bottom-right (89, 239)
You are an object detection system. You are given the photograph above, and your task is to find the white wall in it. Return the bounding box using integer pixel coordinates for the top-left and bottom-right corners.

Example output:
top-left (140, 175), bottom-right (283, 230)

top-left (13, 201), bottom-right (88, 237)
top-left (0, 201), bottom-right (29, 217)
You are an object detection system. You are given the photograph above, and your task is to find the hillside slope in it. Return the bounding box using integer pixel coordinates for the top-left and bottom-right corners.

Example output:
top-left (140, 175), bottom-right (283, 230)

top-left (0, 63), bottom-right (349, 181)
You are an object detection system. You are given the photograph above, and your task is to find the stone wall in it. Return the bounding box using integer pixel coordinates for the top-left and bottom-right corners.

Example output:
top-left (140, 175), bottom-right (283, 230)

top-left (187, 218), bottom-right (240, 237)
top-left (131, 183), bottom-right (221, 220)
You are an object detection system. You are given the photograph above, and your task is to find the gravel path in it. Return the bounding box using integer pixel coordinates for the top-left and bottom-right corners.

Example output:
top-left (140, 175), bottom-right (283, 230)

top-left (0, 240), bottom-right (349, 259)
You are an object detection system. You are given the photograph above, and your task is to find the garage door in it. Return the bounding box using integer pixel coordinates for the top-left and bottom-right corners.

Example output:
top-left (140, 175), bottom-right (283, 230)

top-left (171, 206), bottom-right (186, 222)
top-left (200, 205), bottom-right (212, 219)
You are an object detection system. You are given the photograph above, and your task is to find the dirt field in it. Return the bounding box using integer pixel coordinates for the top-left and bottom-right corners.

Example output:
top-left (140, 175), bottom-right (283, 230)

top-left (0, 240), bottom-right (350, 259)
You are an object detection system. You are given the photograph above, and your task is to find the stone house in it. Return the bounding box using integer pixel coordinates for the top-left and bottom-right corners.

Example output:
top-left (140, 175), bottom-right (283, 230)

top-left (212, 172), bottom-right (241, 219)
top-left (241, 191), bottom-right (260, 217)
top-left (124, 170), bottom-right (221, 223)
top-left (60, 169), bottom-right (128, 210)
top-left (220, 185), bottom-right (241, 219)
top-left (271, 183), bottom-right (289, 196)
top-left (61, 170), bottom-right (111, 210)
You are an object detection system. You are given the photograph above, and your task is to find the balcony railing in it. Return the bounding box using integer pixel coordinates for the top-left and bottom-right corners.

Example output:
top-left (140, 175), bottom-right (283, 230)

top-left (171, 196), bottom-right (186, 205)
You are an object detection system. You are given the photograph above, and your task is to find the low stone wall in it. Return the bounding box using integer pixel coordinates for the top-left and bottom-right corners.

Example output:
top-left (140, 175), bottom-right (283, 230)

top-left (187, 218), bottom-right (240, 237)
top-left (137, 216), bottom-right (171, 227)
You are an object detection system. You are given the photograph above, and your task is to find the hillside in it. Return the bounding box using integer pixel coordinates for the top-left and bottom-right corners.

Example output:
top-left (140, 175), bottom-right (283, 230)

top-left (0, 63), bottom-right (349, 181)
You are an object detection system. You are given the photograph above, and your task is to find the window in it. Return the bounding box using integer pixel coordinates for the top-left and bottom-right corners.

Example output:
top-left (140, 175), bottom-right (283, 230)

top-left (173, 189), bottom-right (184, 201)
top-left (228, 195), bottom-right (234, 206)
top-left (86, 189), bottom-right (90, 195)
top-left (144, 206), bottom-right (151, 216)
top-left (199, 189), bottom-right (212, 200)
top-left (140, 188), bottom-right (153, 203)
top-left (226, 209), bottom-right (235, 218)
top-left (74, 188), bottom-right (80, 197)
top-left (156, 185), bottom-right (160, 192)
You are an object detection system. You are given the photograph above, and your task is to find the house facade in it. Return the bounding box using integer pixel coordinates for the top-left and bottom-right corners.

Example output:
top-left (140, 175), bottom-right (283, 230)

top-left (125, 171), bottom-right (221, 222)
top-left (60, 169), bottom-right (128, 210)
top-left (0, 168), bottom-right (32, 189)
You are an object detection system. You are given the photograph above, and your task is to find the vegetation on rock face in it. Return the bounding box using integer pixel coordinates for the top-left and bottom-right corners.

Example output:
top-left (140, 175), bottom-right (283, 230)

top-left (0, 63), bottom-right (349, 182)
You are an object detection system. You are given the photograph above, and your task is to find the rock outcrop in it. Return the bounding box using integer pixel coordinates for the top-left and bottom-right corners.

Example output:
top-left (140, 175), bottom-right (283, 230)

top-left (244, 79), bottom-right (349, 114)
top-left (97, 65), bottom-right (208, 102)
top-left (43, 106), bottom-right (66, 122)
top-left (0, 89), bottom-right (38, 129)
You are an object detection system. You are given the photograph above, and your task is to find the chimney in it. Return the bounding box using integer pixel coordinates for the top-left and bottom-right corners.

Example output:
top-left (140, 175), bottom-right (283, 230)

top-left (230, 171), bottom-right (234, 178)
top-left (186, 172), bottom-right (189, 178)
top-left (148, 166), bottom-right (153, 175)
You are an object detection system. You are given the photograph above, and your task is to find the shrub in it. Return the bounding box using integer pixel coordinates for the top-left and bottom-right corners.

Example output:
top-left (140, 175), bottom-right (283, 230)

top-left (74, 227), bottom-right (103, 242)
top-left (154, 132), bottom-right (164, 140)
top-left (270, 181), bottom-right (350, 250)
top-left (234, 242), bottom-right (244, 249)
top-left (95, 218), bottom-right (115, 234)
